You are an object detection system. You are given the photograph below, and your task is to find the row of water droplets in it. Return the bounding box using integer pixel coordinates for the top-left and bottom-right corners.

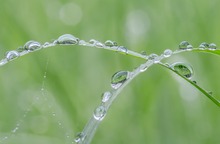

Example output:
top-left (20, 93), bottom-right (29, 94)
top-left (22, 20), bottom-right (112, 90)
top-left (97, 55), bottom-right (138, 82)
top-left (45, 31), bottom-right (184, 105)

top-left (178, 41), bottom-right (217, 50)
top-left (1, 35), bottom-right (217, 143)
top-left (0, 34), bottom-right (147, 67)
top-left (73, 40), bottom-right (220, 143)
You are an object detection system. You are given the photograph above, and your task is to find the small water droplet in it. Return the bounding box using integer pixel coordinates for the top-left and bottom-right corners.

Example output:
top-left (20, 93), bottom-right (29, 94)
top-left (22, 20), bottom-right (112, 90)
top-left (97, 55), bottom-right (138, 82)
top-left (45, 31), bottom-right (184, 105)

top-left (208, 91), bottom-right (213, 95)
top-left (148, 53), bottom-right (158, 60)
top-left (101, 91), bottom-right (112, 103)
top-left (171, 62), bottom-right (193, 79)
top-left (141, 51), bottom-right (147, 56)
top-left (93, 105), bottom-right (106, 121)
top-left (24, 40), bottom-right (41, 51)
top-left (105, 40), bottom-right (117, 47)
top-left (43, 42), bottom-right (50, 47)
top-left (117, 46), bottom-right (128, 54)
top-left (89, 39), bottom-right (97, 45)
top-left (78, 40), bottom-right (87, 46)
top-left (164, 63), bottom-right (170, 67)
top-left (199, 42), bottom-right (209, 49)
top-left (179, 41), bottom-right (190, 49)
top-left (139, 64), bottom-right (148, 72)
top-left (163, 49), bottom-right (173, 58)
top-left (95, 42), bottom-right (104, 48)
top-left (209, 43), bottom-right (217, 50)
top-left (187, 45), bottom-right (193, 49)
top-left (12, 126), bottom-right (19, 133)
top-left (74, 132), bottom-right (85, 143)
top-left (111, 71), bottom-right (129, 89)
top-left (193, 80), bottom-right (197, 84)
top-left (16, 46), bottom-right (25, 52)
top-left (57, 34), bottom-right (79, 45)
top-left (5, 50), bottom-right (20, 61)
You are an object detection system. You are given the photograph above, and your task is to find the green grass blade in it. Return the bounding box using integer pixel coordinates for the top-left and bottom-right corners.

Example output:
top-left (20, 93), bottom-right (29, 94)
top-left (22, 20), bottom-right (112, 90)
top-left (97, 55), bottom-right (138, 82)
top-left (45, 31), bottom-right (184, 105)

top-left (159, 62), bottom-right (220, 108)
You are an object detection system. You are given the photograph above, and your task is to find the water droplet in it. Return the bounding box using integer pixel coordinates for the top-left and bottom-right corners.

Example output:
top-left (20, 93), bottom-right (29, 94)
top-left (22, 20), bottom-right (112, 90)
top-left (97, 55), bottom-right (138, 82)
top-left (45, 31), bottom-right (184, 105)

top-left (209, 43), bottom-right (217, 50)
top-left (139, 64), bottom-right (148, 72)
top-left (43, 42), bottom-right (50, 48)
top-left (95, 42), bottom-right (104, 48)
top-left (179, 41), bottom-right (190, 49)
top-left (148, 53), bottom-right (158, 60)
top-left (5, 50), bottom-right (20, 61)
top-left (105, 40), bottom-right (117, 47)
top-left (208, 91), bottom-right (213, 95)
top-left (101, 91), bottom-right (112, 103)
top-left (164, 63), bottom-right (170, 67)
top-left (78, 40), bottom-right (87, 46)
top-left (163, 49), bottom-right (172, 58)
top-left (74, 132), bottom-right (85, 143)
top-left (24, 40), bottom-right (41, 51)
top-left (117, 46), bottom-right (128, 54)
top-left (57, 34), bottom-right (79, 45)
top-left (199, 42), bottom-right (209, 49)
top-left (89, 39), bottom-right (97, 45)
top-left (111, 71), bottom-right (129, 89)
top-left (187, 45), bottom-right (193, 49)
top-left (16, 46), bottom-right (25, 52)
top-left (193, 80), bottom-right (197, 84)
top-left (141, 51), bottom-right (147, 56)
top-left (171, 62), bottom-right (193, 79)
top-left (93, 105), bottom-right (106, 121)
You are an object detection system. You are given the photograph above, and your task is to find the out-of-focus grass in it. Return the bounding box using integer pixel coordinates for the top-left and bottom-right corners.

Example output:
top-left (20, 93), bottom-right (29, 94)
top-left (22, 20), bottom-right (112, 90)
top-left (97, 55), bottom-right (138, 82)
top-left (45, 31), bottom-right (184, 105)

top-left (0, 0), bottom-right (220, 144)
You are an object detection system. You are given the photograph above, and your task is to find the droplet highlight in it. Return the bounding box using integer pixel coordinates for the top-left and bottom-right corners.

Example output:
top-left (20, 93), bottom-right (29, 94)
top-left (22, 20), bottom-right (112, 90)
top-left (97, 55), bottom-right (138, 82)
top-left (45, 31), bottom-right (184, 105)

top-left (111, 71), bottom-right (129, 89)
top-left (5, 51), bottom-right (20, 61)
top-left (93, 105), bottom-right (106, 121)
top-left (57, 34), bottom-right (79, 45)
top-left (179, 41), bottom-right (190, 49)
top-left (171, 62), bottom-right (193, 79)
top-left (24, 40), bottom-right (41, 51)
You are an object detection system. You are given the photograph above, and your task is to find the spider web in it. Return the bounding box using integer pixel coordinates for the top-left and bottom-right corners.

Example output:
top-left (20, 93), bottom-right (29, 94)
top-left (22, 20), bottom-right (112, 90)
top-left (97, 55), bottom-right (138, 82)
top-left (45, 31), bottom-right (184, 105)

top-left (0, 58), bottom-right (75, 144)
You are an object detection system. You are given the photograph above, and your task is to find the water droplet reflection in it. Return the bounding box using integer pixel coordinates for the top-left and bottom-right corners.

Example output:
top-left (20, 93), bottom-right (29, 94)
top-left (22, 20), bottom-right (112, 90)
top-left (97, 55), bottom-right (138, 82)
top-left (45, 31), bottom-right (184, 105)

top-left (57, 34), bottom-right (79, 45)
top-left (111, 71), bottom-right (129, 89)
top-left (171, 62), bottom-right (193, 79)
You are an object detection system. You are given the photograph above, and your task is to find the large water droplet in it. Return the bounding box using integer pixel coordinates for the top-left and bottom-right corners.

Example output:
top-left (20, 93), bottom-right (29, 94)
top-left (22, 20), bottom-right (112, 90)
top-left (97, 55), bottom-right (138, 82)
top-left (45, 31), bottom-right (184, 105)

top-left (24, 40), bottom-right (41, 51)
top-left (74, 132), bottom-right (85, 143)
top-left (163, 49), bottom-right (172, 58)
top-left (5, 50), bottom-right (20, 61)
top-left (111, 71), bottom-right (129, 89)
top-left (57, 34), bottom-right (79, 45)
top-left (209, 43), bottom-right (217, 50)
top-left (101, 91), bottom-right (112, 103)
top-left (105, 40), bottom-right (117, 47)
top-left (93, 105), bottom-right (106, 121)
top-left (171, 62), bottom-right (193, 79)
top-left (179, 41), bottom-right (190, 49)
top-left (199, 42), bottom-right (209, 49)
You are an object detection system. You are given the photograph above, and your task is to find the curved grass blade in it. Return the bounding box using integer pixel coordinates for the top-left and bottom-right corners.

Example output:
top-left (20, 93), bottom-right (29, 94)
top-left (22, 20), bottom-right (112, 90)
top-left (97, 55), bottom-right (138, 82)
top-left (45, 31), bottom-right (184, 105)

top-left (159, 62), bottom-right (220, 107)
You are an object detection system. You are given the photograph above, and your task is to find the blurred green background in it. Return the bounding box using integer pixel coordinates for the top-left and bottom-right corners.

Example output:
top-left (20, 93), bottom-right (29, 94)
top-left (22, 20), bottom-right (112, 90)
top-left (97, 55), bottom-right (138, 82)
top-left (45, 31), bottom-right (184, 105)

top-left (0, 0), bottom-right (220, 144)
